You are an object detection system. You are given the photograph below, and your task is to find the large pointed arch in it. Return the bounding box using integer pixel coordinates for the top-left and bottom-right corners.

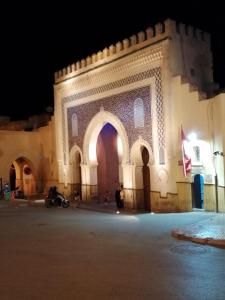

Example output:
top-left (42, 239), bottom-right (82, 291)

top-left (83, 110), bottom-right (129, 165)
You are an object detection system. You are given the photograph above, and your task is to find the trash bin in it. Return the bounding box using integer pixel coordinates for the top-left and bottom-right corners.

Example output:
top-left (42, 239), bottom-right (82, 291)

top-left (5, 191), bottom-right (11, 201)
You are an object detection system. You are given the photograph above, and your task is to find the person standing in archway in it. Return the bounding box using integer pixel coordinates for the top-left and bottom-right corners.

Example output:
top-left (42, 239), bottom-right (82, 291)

top-left (120, 185), bottom-right (125, 209)
top-left (115, 185), bottom-right (121, 213)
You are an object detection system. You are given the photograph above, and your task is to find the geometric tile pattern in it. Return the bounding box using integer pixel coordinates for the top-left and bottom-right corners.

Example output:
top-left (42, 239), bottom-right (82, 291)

top-left (154, 68), bottom-right (165, 149)
top-left (67, 86), bottom-right (151, 153)
top-left (62, 67), bottom-right (164, 163)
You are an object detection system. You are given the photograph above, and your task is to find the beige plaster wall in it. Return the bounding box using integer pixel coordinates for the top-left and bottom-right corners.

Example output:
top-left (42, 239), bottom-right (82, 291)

top-left (38, 118), bottom-right (58, 193)
top-left (0, 118), bottom-right (58, 196)
top-left (0, 130), bottom-right (41, 193)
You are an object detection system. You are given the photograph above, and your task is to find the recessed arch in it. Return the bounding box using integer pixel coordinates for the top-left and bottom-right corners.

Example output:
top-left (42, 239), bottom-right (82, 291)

top-left (7, 155), bottom-right (37, 197)
top-left (71, 113), bottom-right (78, 137)
top-left (83, 110), bottom-right (129, 165)
top-left (134, 98), bottom-right (144, 128)
top-left (69, 144), bottom-right (83, 196)
top-left (130, 138), bottom-right (154, 166)
top-left (4, 153), bottom-right (37, 181)
top-left (69, 144), bottom-right (83, 165)
top-left (130, 138), bottom-right (153, 211)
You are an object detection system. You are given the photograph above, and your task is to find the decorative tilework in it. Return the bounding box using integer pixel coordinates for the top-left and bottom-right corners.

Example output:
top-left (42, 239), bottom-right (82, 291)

top-left (67, 86), bottom-right (151, 153)
top-left (154, 68), bottom-right (165, 149)
top-left (61, 67), bottom-right (164, 164)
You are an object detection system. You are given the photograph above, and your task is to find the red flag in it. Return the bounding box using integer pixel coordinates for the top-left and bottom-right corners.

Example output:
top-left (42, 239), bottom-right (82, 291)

top-left (181, 126), bottom-right (191, 177)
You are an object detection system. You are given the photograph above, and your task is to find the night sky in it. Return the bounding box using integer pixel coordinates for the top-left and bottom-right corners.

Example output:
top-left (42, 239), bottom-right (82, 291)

top-left (1, 3), bottom-right (225, 121)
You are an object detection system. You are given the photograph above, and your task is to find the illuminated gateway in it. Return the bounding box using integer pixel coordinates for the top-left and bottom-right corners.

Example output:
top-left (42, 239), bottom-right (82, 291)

top-left (1, 19), bottom-right (224, 212)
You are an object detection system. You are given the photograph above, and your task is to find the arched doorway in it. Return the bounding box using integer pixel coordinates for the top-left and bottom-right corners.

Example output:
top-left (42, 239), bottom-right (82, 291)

top-left (9, 164), bottom-right (16, 191)
top-left (142, 147), bottom-right (151, 211)
top-left (192, 174), bottom-right (204, 209)
top-left (10, 157), bottom-right (36, 197)
top-left (96, 123), bottom-right (119, 202)
top-left (82, 110), bottom-right (129, 202)
top-left (69, 145), bottom-right (83, 199)
top-left (130, 139), bottom-right (152, 211)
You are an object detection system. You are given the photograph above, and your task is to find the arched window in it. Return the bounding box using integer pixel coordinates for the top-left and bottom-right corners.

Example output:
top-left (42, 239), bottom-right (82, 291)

top-left (159, 147), bottom-right (165, 165)
top-left (134, 98), bottom-right (144, 128)
top-left (193, 146), bottom-right (200, 162)
top-left (71, 113), bottom-right (78, 137)
top-left (191, 145), bottom-right (202, 166)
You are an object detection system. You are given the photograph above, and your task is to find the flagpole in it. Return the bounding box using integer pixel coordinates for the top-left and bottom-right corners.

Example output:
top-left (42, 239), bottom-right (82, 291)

top-left (181, 125), bottom-right (191, 178)
top-left (181, 126), bottom-right (186, 177)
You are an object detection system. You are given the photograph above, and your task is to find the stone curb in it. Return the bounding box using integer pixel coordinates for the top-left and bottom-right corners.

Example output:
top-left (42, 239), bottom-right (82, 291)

top-left (171, 229), bottom-right (225, 248)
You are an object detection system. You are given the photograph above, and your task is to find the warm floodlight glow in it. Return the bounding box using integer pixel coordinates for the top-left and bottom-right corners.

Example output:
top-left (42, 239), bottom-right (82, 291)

top-left (117, 136), bottom-right (123, 157)
top-left (89, 141), bottom-right (97, 162)
top-left (63, 167), bottom-right (67, 175)
top-left (188, 132), bottom-right (197, 141)
top-left (183, 140), bottom-right (192, 157)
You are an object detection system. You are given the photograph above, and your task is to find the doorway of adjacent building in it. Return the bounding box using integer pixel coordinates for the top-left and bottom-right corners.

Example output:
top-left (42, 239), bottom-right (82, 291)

top-left (192, 174), bottom-right (204, 209)
top-left (142, 146), bottom-right (151, 211)
top-left (96, 123), bottom-right (120, 203)
top-left (9, 157), bottom-right (36, 198)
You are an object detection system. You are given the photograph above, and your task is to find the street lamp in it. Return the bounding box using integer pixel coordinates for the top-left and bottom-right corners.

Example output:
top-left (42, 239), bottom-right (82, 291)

top-left (213, 151), bottom-right (224, 213)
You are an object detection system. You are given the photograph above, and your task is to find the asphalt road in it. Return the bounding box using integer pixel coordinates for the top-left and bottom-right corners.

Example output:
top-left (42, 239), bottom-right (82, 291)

top-left (0, 202), bottom-right (224, 300)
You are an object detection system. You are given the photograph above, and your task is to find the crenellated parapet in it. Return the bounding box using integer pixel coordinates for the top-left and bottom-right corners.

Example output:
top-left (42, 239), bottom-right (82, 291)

top-left (55, 19), bottom-right (211, 84)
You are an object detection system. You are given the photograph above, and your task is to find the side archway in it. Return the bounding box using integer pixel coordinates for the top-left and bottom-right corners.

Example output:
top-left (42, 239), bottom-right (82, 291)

top-left (7, 156), bottom-right (37, 197)
top-left (130, 138), bottom-right (154, 166)
top-left (69, 144), bottom-right (83, 196)
top-left (130, 138), bottom-right (153, 211)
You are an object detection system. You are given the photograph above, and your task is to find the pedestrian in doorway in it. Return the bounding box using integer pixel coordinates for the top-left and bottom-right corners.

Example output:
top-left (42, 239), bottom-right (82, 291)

top-left (115, 185), bottom-right (121, 213)
top-left (120, 185), bottom-right (125, 209)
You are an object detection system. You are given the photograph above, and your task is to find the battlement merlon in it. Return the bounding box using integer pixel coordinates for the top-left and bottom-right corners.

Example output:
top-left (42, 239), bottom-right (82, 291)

top-left (54, 19), bottom-right (211, 84)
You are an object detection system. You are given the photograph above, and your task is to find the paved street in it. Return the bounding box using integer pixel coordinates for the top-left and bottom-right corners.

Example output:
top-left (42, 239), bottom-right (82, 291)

top-left (0, 201), bottom-right (225, 300)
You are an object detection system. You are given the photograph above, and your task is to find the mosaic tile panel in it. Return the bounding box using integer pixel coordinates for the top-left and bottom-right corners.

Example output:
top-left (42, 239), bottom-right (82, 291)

top-left (61, 67), bottom-right (164, 163)
top-left (67, 86), bottom-right (151, 152)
